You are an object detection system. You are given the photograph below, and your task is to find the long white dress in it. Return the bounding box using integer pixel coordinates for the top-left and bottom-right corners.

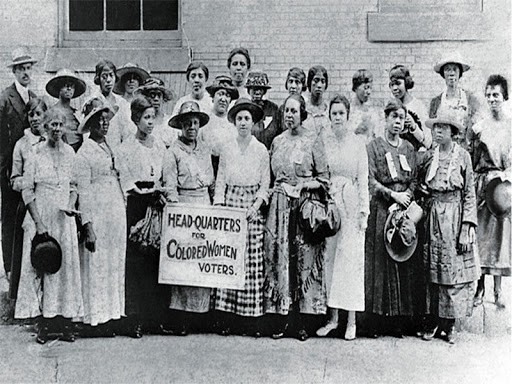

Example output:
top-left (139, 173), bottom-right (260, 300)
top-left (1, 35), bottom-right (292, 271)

top-left (74, 138), bottom-right (127, 326)
top-left (15, 143), bottom-right (84, 319)
top-left (322, 127), bottom-right (369, 311)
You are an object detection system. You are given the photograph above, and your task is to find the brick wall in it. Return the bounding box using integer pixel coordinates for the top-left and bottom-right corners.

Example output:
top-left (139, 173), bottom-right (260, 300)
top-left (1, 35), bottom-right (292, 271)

top-left (0, 0), bottom-right (510, 113)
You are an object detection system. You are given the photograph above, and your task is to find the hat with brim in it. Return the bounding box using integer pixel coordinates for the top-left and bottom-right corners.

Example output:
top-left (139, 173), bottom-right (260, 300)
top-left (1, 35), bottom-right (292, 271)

top-left (168, 101), bottom-right (210, 129)
top-left (134, 77), bottom-right (175, 102)
top-left (434, 51), bottom-right (471, 75)
top-left (31, 233), bottom-right (62, 274)
top-left (384, 202), bottom-right (423, 263)
top-left (7, 47), bottom-right (38, 68)
top-left (206, 83), bottom-right (239, 100)
top-left (425, 115), bottom-right (464, 134)
top-left (486, 177), bottom-right (511, 217)
top-left (245, 72), bottom-right (272, 89)
top-left (228, 98), bottom-right (264, 124)
top-left (77, 98), bottom-right (116, 134)
top-left (46, 68), bottom-right (86, 99)
top-left (113, 63), bottom-right (150, 95)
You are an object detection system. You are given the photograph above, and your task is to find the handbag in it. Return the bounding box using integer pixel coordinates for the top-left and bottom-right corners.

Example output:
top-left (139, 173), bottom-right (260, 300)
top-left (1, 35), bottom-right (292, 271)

top-left (129, 203), bottom-right (163, 256)
top-left (298, 184), bottom-right (341, 243)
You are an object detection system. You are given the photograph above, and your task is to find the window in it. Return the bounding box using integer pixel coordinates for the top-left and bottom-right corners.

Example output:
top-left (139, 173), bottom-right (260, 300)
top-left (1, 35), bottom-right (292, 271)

top-left (61, 0), bottom-right (181, 47)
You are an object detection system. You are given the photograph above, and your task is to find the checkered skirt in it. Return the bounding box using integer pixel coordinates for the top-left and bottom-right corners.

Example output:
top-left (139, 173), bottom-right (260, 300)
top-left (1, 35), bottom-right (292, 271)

top-left (214, 184), bottom-right (265, 317)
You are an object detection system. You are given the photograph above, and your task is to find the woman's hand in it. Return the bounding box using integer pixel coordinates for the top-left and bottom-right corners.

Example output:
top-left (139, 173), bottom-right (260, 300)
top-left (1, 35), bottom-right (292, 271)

top-left (391, 191), bottom-right (411, 207)
top-left (132, 186), bottom-right (155, 196)
top-left (300, 180), bottom-right (322, 191)
top-left (84, 223), bottom-right (96, 253)
top-left (246, 205), bottom-right (259, 223)
top-left (357, 212), bottom-right (368, 231)
top-left (458, 223), bottom-right (475, 253)
top-left (35, 220), bottom-right (48, 235)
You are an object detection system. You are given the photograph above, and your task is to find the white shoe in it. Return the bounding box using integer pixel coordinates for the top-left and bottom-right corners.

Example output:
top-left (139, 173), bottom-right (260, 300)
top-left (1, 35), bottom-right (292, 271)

top-left (316, 322), bottom-right (338, 337)
top-left (344, 323), bottom-right (356, 340)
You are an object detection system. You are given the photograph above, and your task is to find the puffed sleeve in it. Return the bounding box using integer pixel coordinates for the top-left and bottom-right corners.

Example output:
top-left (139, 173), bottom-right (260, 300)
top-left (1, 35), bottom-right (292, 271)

top-left (356, 140), bottom-right (370, 215)
top-left (213, 150), bottom-right (227, 205)
top-left (162, 147), bottom-right (179, 203)
top-left (461, 149), bottom-right (478, 226)
top-left (312, 135), bottom-right (329, 180)
top-left (73, 151), bottom-right (93, 224)
top-left (21, 153), bottom-right (36, 205)
top-left (256, 145), bottom-right (270, 204)
top-left (10, 140), bottom-right (25, 192)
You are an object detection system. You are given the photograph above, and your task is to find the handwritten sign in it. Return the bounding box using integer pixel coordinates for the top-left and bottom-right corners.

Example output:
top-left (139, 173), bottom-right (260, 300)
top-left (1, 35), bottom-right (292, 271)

top-left (159, 203), bottom-right (247, 289)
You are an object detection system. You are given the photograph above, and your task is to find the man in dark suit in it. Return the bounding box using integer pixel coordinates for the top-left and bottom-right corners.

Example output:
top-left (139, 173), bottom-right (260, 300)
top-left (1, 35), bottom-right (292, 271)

top-left (0, 47), bottom-right (37, 280)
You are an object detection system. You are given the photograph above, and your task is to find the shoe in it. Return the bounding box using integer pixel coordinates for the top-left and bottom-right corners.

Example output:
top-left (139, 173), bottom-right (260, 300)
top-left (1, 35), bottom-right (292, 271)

top-left (495, 291), bottom-right (506, 309)
top-left (129, 324), bottom-right (143, 339)
top-left (389, 327), bottom-right (403, 339)
top-left (344, 324), bottom-right (356, 340)
top-left (61, 326), bottom-right (75, 343)
top-left (316, 321), bottom-right (338, 337)
top-left (473, 287), bottom-right (485, 307)
top-left (421, 325), bottom-right (439, 341)
top-left (36, 326), bottom-right (49, 345)
top-left (444, 324), bottom-right (457, 345)
top-left (297, 329), bottom-right (309, 341)
top-left (177, 325), bottom-right (189, 336)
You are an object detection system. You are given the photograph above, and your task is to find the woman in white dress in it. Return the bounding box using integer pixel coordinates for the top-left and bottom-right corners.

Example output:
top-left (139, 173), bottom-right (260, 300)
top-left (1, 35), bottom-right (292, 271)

top-left (15, 108), bottom-right (83, 344)
top-left (73, 98), bottom-right (126, 336)
top-left (316, 95), bottom-right (369, 340)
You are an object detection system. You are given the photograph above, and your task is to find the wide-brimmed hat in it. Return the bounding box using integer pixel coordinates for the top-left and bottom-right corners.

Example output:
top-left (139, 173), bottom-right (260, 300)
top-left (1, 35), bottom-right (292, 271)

top-left (384, 202), bottom-right (423, 263)
top-left (206, 75), bottom-right (239, 100)
top-left (228, 98), bottom-right (264, 124)
top-left (77, 97), bottom-right (116, 134)
top-left (245, 72), bottom-right (272, 89)
top-left (168, 101), bottom-right (210, 129)
top-left (434, 51), bottom-right (471, 75)
top-left (134, 77), bottom-right (175, 101)
top-left (425, 112), bottom-right (464, 134)
top-left (113, 63), bottom-right (150, 95)
top-left (486, 177), bottom-right (511, 217)
top-left (7, 47), bottom-right (38, 68)
top-left (45, 68), bottom-right (86, 99)
top-left (31, 233), bottom-right (62, 274)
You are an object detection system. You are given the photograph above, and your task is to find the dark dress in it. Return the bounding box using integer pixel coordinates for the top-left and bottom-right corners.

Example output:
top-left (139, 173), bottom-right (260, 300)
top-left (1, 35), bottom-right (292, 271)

top-left (365, 137), bottom-right (417, 317)
top-left (251, 99), bottom-right (281, 150)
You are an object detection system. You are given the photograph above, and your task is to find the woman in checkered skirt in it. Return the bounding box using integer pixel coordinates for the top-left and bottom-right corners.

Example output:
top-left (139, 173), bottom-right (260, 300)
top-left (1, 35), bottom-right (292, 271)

top-left (213, 98), bottom-right (270, 336)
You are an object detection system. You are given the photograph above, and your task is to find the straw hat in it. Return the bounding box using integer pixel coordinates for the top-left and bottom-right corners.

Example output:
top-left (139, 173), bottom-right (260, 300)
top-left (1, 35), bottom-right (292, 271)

top-left (7, 46), bottom-right (38, 68)
top-left (45, 68), bottom-right (86, 99)
top-left (168, 101), bottom-right (210, 129)
top-left (77, 98), bottom-right (116, 134)
top-left (113, 63), bottom-right (150, 95)
top-left (205, 75), bottom-right (239, 100)
top-left (245, 72), bottom-right (272, 89)
top-left (425, 111), bottom-right (464, 134)
top-left (384, 202), bottom-right (423, 262)
top-left (434, 51), bottom-right (471, 75)
top-left (227, 98), bottom-right (264, 124)
top-left (134, 77), bottom-right (175, 101)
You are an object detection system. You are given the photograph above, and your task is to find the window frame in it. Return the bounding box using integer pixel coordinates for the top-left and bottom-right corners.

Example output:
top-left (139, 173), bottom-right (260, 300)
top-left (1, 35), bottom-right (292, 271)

top-left (59, 0), bottom-right (182, 47)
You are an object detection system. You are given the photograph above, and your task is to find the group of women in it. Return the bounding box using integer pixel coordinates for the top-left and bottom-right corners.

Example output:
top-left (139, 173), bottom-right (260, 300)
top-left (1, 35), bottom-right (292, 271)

top-left (7, 48), bottom-right (510, 346)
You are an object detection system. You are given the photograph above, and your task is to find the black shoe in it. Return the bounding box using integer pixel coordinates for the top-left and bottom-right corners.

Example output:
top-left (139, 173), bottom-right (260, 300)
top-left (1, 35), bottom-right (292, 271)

top-left (297, 329), bottom-right (309, 341)
top-left (61, 326), bottom-right (75, 343)
top-left (129, 324), bottom-right (143, 339)
top-left (36, 326), bottom-right (49, 345)
top-left (389, 327), bottom-right (404, 339)
top-left (177, 325), bottom-right (189, 336)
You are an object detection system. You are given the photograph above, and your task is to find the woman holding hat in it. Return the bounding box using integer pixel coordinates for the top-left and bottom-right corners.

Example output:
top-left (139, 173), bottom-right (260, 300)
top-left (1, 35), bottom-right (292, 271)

top-left (303, 66), bottom-right (330, 136)
top-left (171, 61), bottom-right (212, 117)
top-left (264, 94), bottom-right (329, 341)
top-left (316, 94), bottom-right (369, 340)
top-left (365, 99), bottom-right (418, 338)
top-left (213, 98), bottom-right (270, 336)
top-left (430, 52), bottom-right (481, 149)
top-left (245, 72), bottom-right (281, 150)
top-left (135, 77), bottom-right (178, 148)
top-left (73, 98), bottom-right (126, 336)
top-left (471, 75), bottom-right (511, 309)
top-left (9, 97), bottom-right (47, 301)
top-left (162, 101), bottom-right (213, 335)
top-left (46, 68), bottom-right (86, 152)
top-left (389, 65), bottom-right (432, 150)
top-left (15, 107), bottom-right (83, 344)
top-left (113, 63), bottom-right (150, 103)
top-left (421, 112), bottom-right (479, 344)
top-left (117, 97), bottom-right (167, 338)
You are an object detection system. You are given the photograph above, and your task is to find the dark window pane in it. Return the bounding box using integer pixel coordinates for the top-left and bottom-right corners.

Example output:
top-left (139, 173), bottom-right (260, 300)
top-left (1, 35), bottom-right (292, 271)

top-left (143, 0), bottom-right (179, 30)
top-left (69, 0), bottom-right (103, 31)
top-left (106, 0), bottom-right (141, 30)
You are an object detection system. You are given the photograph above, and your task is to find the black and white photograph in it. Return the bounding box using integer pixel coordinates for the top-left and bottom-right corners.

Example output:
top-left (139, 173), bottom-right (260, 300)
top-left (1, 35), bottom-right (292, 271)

top-left (0, 0), bottom-right (510, 383)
